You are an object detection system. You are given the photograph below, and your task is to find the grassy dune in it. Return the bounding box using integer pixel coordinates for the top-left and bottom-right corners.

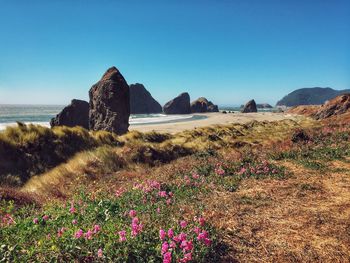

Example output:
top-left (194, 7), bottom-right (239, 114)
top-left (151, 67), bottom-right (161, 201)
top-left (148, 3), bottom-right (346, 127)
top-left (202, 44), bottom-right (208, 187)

top-left (2, 116), bottom-right (350, 262)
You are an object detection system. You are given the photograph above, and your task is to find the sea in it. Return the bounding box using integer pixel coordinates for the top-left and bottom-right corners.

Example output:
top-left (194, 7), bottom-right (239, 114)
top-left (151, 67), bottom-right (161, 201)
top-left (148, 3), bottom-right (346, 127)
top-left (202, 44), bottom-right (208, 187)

top-left (0, 104), bottom-right (207, 131)
top-left (0, 105), bottom-right (277, 131)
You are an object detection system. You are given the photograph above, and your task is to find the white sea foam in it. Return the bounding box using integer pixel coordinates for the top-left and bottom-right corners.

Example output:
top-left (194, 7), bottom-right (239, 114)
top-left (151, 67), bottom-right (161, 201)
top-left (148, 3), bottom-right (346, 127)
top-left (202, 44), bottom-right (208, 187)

top-left (0, 114), bottom-right (197, 130)
top-left (129, 114), bottom-right (194, 125)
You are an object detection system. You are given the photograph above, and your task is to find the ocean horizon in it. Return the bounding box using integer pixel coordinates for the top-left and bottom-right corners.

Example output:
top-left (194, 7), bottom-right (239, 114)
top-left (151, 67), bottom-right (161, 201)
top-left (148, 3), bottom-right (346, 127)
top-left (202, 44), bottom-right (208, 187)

top-left (0, 104), bottom-right (278, 131)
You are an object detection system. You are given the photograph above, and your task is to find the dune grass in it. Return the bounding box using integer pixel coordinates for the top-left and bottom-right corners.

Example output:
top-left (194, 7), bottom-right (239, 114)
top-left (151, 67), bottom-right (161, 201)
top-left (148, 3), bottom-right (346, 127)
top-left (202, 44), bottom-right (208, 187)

top-left (4, 116), bottom-right (350, 262)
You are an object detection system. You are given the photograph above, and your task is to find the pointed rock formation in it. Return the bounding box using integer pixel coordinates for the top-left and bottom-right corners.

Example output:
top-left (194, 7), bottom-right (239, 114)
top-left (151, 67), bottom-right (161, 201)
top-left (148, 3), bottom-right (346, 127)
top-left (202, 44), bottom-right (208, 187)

top-left (241, 99), bottom-right (257, 113)
top-left (89, 67), bottom-right (130, 134)
top-left (163, 92), bottom-right (191, 114)
top-left (50, 99), bottom-right (89, 129)
top-left (129, 83), bottom-right (162, 114)
top-left (190, 97), bottom-right (219, 113)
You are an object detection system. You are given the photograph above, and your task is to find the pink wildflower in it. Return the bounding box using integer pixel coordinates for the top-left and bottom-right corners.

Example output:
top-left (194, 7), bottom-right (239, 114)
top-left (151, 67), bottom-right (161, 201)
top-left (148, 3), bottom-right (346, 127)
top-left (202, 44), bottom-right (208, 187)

top-left (203, 237), bottom-right (212, 246)
top-left (161, 241), bottom-right (169, 254)
top-left (159, 229), bottom-right (166, 240)
top-left (74, 229), bottom-right (83, 239)
top-left (69, 205), bottom-right (76, 214)
top-left (72, 219), bottom-right (77, 225)
top-left (169, 241), bottom-right (176, 249)
top-left (192, 172), bottom-right (200, 179)
top-left (163, 251), bottom-right (172, 263)
top-left (84, 229), bottom-right (93, 240)
top-left (2, 214), bottom-right (15, 225)
top-left (132, 217), bottom-right (139, 225)
top-left (42, 215), bottom-right (49, 221)
top-left (131, 217), bottom-right (142, 237)
top-left (93, 224), bottom-right (101, 233)
top-left (180, 220), bottom-right (187, 228)
top-left (215, 166), bottom-right (225, 176)
top-left (33, 218), bottom-right (39, 224)
top-left (118, 230), bottom-right (127, 242)
top-left (180, 240), bottom-right (193, 252)
top-left (57, 227), bottom-right (66, 238)
top-left (197, 230), bottom-right (208, 240)
top-left (115, 188), bottom-right (124, 198)
top-left (129, 210), bottom-right (137, 218)
top-left (198, 216), bottom-right (205, 226)
top-left (167, 228), bottom-right (174, 238)
top-left (97, 248), bottom-right (103, 258)
top-left (174, 232), bottom-right (187, 243)
top-left (239, 167), bottom-right (247, 174)
top-left (180, 252), bottom-right (193, 263)
top-left (158, 191), bottom-right (167, 198)
top-left (193, 226), bottom-right (201, 235)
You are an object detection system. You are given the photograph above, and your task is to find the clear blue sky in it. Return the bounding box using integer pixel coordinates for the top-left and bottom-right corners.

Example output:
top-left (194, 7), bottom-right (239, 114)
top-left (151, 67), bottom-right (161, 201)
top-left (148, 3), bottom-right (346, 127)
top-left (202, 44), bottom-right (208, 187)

top-left (0, 0), bottom-right (349, 106)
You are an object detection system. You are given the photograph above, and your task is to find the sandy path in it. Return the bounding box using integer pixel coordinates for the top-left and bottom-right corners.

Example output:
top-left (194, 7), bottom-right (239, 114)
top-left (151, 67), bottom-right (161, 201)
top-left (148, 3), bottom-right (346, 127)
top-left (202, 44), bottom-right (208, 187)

top-left (129, 112), bottom-right (303, 133)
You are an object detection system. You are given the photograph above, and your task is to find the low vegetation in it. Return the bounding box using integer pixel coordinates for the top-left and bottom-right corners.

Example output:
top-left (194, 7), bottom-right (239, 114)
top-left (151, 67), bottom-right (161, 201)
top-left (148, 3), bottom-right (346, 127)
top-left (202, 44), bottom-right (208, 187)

top-left (1, 116), bottom-right (350, 262)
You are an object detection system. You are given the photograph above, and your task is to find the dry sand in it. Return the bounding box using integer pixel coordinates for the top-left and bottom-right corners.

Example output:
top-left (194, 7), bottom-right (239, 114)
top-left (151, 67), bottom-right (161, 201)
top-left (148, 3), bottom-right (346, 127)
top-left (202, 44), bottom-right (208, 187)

top-left (129, 112), bottom-right (304, 134)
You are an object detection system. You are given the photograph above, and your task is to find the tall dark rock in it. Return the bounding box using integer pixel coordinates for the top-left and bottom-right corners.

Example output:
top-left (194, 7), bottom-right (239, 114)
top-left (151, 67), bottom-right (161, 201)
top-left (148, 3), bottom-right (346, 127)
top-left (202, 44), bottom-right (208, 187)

top-left (241, 99), bottom-right (257, 113)
top-left (163, 92), bottom-right (191, 114)
top-left (50, 99), bottom-right (89, 129)
top-left (129, 83), bottom-right (162, 114)
top-left (191, 97), bottom-right (219, 113)
top-left (89, 67), bottom-right (130, 135)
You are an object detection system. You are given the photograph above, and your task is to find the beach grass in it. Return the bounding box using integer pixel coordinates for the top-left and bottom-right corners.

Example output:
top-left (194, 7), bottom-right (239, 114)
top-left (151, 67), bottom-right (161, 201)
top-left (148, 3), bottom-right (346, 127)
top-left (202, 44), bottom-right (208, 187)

top-left (1, 116), bottom-right (350, 261)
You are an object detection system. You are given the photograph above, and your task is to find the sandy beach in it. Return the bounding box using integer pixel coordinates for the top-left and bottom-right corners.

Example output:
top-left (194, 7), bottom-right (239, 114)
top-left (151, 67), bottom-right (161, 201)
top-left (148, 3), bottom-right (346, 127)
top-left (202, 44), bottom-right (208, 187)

top-left (129, 112), bottom-right (304, 133)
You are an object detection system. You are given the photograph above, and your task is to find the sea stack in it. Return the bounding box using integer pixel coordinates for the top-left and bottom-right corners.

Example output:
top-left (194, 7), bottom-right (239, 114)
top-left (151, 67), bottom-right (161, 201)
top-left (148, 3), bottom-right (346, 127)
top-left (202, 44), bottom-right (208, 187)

top-left (163, 92), bottom-right (191, 114)
top-left (89, 66), bottom-right (130, 135)
top-left (129, 83), bottom-right (162, 114)
top-left (241, 99), bottom-right (257, 113)
top-left (191, 97), bottom-right (219, 113)
top-left (50, 99), bottom-right (89, 129)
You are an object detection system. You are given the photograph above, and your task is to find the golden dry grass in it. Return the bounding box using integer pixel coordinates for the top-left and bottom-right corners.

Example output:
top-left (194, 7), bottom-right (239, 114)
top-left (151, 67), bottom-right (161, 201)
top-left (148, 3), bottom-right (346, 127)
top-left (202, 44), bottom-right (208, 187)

top-left (10, 116), bottom-right (350, 262)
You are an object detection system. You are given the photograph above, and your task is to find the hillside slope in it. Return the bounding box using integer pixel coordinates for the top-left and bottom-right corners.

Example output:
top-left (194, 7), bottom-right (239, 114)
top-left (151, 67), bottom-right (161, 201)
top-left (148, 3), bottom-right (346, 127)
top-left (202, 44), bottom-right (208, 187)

top-left (277, 87), bottom-right (350, 107)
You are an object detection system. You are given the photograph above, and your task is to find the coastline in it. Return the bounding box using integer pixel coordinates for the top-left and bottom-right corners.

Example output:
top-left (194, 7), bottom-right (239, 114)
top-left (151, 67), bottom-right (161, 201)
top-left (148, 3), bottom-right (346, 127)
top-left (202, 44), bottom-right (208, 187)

top-left (0, 111), bottom-right (305, 134)
top-left (130, 112), bottom-right (304, 134)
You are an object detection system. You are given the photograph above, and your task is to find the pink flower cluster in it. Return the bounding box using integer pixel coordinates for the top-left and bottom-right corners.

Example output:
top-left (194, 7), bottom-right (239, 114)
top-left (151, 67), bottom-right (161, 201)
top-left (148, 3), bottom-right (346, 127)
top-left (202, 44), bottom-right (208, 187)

top-left (131, 217), bottom-right (143, 237)
top-left (214, 163), bottom-right (225, 176)
top-left (115, 188), bottom-right (125, 198)
top-left (57, 227), bottom-right (67, 237)
top-left (159, 217), bottom-right (212, 263)
top-left (69, 202), bottom-right (76, 214)
top-left (134, 180), bottom-right (161, 193)
top-left (237, 160), bottom-right (279, 177)
top-left (74, 224), bottom-right (101, 240)
top-left (134, 180), bottom-right (175, 207)
top-left (117, 210), bottom-right (143, 242)
top-left (183, 172), bottom-right (205, 187)
top-left (1, 214), bottom-right (15, 226)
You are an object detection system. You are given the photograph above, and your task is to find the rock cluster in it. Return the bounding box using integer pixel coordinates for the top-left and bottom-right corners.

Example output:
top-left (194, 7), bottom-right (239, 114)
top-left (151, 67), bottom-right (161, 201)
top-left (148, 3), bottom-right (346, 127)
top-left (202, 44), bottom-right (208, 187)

top-left (256, 103), bottom-right (273, 109)
top-left (51, 67), bottom-right (131, 135)
top-left (190, 97), bottom-right (219, 113)
top-left (50, 99), bottom-right (89, 129)
top-left (241, 99), bottom-right (257, 113)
